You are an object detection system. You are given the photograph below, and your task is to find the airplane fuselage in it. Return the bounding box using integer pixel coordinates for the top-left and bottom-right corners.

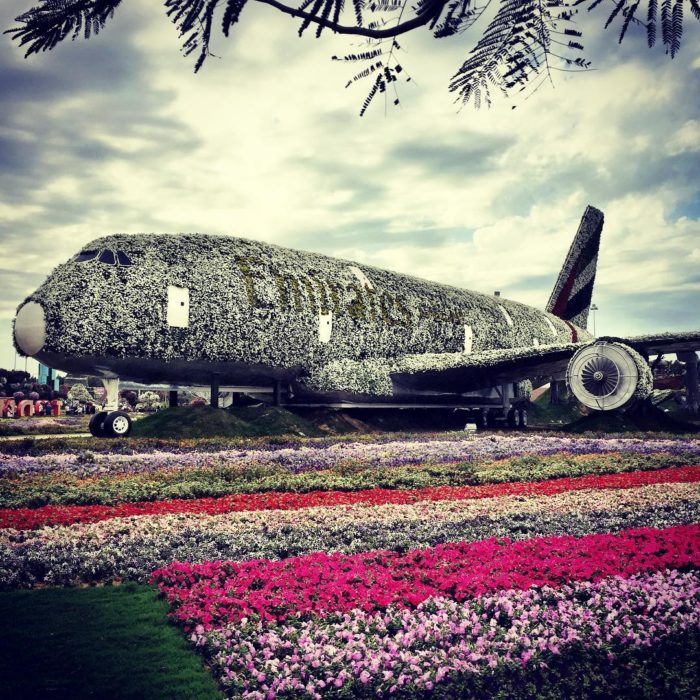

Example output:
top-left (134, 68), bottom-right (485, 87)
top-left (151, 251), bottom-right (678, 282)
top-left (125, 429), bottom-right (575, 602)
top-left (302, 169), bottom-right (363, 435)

top-left (15, 233), bottom-right (590, 394)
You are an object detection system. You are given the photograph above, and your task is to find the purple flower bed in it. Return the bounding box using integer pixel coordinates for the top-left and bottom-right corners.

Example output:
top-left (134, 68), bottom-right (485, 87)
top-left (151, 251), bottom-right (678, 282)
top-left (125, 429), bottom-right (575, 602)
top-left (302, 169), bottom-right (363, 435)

top-left (1, 435), bottom-right (699, 478)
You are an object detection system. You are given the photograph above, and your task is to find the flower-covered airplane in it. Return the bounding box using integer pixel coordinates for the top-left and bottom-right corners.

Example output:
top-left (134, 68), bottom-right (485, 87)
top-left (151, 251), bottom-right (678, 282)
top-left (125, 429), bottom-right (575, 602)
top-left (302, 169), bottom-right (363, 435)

top-left (13, 206), bottom-right (700, 436)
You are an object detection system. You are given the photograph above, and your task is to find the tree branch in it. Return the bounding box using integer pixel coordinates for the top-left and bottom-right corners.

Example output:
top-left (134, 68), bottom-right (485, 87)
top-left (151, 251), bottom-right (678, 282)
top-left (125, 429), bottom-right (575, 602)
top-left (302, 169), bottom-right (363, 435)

top-left (253, 0), bottom-right (447, 37)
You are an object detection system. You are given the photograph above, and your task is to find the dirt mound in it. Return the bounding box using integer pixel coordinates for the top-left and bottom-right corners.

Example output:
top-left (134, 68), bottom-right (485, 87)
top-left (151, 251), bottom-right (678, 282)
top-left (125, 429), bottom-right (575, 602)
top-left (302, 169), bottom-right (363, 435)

top-left (131, 406), bottom-right (325, 439)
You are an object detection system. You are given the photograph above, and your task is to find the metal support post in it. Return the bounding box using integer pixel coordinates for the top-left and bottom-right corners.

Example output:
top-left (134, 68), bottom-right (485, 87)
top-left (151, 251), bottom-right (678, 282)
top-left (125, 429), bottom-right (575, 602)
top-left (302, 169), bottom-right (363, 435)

top-left (678, 352), bottom-right (699, 414)
top-left (274, 381), bottom-right (282, 407)
top-left (101, 377), bottom-right (119, 412)
top-left (210, 374), bottom-right (220, 408)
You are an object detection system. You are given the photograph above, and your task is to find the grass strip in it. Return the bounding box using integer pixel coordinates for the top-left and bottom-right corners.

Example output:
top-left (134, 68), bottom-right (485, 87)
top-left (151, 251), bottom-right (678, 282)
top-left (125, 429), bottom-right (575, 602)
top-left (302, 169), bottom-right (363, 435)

top-left (0, 584), bottom-right (221, 700)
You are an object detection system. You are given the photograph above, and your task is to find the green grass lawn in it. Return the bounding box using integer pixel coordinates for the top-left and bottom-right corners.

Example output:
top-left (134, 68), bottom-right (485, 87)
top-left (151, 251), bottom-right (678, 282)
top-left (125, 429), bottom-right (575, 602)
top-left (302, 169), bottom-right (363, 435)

top-left (0, 584), bottom-right (222, 700)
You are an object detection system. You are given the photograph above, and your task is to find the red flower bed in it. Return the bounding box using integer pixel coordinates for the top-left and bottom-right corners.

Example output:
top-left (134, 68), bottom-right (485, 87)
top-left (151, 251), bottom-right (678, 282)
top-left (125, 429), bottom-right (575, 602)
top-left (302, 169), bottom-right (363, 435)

top-left (153, 524), bottom-right (700, 629)
top-left (1, 465), bottom-right (698, 530)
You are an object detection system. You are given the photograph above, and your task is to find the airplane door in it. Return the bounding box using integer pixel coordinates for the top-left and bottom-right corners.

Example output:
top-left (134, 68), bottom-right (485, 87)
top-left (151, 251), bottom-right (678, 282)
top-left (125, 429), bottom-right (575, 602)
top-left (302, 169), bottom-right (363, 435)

top-left (167, 286), bottom-right (190, 328)
top-left (319, 311), bottom-right (333, 343)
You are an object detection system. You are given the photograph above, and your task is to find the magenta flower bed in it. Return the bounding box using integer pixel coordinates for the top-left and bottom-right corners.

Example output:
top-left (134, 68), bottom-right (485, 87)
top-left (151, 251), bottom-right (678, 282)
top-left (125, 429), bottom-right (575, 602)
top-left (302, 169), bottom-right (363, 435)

top-left (192, 569), bottom-right (700, 698)
top-left (153, 523), bottom-right (700, 629)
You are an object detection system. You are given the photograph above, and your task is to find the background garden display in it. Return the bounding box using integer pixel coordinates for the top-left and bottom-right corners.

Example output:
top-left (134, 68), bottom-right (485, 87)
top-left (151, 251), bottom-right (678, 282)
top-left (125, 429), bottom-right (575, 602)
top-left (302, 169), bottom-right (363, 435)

top-left (1, 430), bottom-right (698, 697)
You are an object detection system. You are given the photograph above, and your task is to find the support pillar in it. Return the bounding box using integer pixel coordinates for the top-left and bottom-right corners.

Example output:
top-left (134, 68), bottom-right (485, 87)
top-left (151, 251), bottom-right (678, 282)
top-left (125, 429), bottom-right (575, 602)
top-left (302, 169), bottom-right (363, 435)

top-left (678, 352), bottom-right (699, 414)
top-left (101, 377), bottom-right (119, 412)
top-left (274, 381), bottom-right (282, 407)
top-left (169, 390), bottom-right (178, 409)
top-left (210, 374), bottom-right (220, 409)
top-left (550, 380), bottom-right (559, 405)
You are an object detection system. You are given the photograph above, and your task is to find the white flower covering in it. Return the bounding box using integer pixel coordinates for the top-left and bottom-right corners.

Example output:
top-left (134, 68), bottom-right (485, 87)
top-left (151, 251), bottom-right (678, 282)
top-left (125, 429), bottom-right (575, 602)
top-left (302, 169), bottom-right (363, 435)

top-left (618, 342), bottom-right (654, 400)
top-left (394, 343), bottom-right (581, 374)
top-left (302, 358), bottom-right (394, 395)
top-left (17, 233), bottom-right (586, 395)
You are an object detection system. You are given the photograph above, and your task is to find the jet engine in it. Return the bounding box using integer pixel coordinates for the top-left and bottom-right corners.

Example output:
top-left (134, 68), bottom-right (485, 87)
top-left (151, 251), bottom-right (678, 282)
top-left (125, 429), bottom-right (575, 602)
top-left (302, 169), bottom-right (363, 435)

top-left (566, 341), bottom-right (653, 411)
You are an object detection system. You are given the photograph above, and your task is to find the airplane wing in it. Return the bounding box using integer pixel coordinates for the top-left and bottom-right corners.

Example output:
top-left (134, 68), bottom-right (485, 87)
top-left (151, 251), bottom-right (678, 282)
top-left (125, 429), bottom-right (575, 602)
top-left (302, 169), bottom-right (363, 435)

top-left (602, 331), bottom-right (700, 357)
top-left (303, 332), bottom-right (699, 399)
top-left (390, 331), bottom-right (700, 394)
top-left (391, 342), bottom-right (584, 393)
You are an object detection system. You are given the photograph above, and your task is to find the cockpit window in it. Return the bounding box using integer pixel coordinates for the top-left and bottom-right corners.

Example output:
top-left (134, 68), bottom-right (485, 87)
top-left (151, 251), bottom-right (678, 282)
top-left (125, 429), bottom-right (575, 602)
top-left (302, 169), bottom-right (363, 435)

top-left (99, 249), bottom-right (116, 265)
top-left (74, 248), bottom-right (135, 266)
top-left (116, 251), bottom-right (133, 266)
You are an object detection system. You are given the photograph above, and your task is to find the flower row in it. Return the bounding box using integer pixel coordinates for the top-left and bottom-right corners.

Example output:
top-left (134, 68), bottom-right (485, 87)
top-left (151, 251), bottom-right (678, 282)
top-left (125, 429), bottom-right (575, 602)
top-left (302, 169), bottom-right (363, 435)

top-left (3, 464), bottom-right (697, 530)
top-left (153, 523), bottom-right (700, 627)
top-left (2, 434), bottom-right (698, 478)
top-left (192, 568), bottom-right (700, 699)
top-left (4, 482), bottom-right (698, 589)
top-left (0, 450), bottom-right (692, 509)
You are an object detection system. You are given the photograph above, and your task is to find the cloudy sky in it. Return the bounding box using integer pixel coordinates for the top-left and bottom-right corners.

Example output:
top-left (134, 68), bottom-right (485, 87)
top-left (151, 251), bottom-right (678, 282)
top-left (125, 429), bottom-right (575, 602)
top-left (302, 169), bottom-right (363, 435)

top-left (1, 0), bottom-right (699, 375)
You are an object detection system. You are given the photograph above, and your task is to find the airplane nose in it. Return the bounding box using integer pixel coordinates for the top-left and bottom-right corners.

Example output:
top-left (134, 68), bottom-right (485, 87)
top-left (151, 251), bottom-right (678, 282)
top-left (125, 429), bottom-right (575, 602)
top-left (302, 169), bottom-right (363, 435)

top-left (14, 302), bottom-right (46, 356)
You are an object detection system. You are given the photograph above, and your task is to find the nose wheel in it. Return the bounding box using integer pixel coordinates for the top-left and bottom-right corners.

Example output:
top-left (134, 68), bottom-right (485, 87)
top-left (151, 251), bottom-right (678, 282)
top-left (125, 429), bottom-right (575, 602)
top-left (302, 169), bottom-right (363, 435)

top-left (89, 410), bottom-right (132, 438)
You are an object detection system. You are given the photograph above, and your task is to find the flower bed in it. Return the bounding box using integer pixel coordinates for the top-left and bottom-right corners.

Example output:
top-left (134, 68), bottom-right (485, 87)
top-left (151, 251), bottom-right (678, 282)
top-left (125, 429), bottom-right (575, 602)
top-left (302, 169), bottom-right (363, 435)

top-left (0, 449), bottom-right (695, 509)
top-left (153, 524), bottom-right (700, 627)
top-left (195, 569), bottom-right (700, 698)
top-left (0, 432), bottom-right (698, 697)
top-left (2, 464), bottom-right (698, 530)
top-left (0, 415), bottom-right (88, 436)
top-left (2, 481), bottom-right (698, 589)
top-left (3, 434), bottom-right (700, 479)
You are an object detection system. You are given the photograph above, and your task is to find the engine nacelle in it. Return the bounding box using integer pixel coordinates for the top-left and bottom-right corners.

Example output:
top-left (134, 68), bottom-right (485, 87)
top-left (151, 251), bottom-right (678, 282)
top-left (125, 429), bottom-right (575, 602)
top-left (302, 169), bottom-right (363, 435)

top-left (566, 341), bottom-right (653, 411)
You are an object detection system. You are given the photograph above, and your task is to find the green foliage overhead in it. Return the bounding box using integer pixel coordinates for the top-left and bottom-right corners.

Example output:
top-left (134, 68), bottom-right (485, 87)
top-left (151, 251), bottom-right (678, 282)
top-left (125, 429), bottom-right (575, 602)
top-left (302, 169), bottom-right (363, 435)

top-left (5, 1), bottom-right (699, 114)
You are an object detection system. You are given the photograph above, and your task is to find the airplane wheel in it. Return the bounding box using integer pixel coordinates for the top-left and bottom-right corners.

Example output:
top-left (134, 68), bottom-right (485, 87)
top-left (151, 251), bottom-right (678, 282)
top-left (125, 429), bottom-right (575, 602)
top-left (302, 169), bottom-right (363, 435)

top-left (89, 411), bottom-right (109, 437)
top-left (104, 411), bottom-right (132, 438)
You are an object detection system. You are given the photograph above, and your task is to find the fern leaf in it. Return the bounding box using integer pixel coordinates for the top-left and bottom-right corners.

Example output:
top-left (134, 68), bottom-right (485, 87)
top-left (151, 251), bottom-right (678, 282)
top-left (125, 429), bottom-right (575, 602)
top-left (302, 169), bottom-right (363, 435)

top-left (450, 0), bottom-right (586, 108)
top-left (5, 0), bottom-right (123, 57)
top-left (351, 0), bottom-right (364, 25)
top-left (433, 0), bottom-right (477, 39)
top-left (587, 0), bottom-right (607, 11)
top-left (315, 0), bottom-right (337, 37)
top-left (222, 0), bottom-right (248, 36)
top-left (669, 0), bottom-right (682, 56)
top-left (298, 0), bottom-right (324, 36)
top-left (165, 0), bottom-right (219, 72)
top-left (661, 0), bottom-right (671, 48)
top-left (604, 0), bottom-right (626, 29)
top-left (618, 0), bottom-right (640, 43)
top-left (647, 0), bottom-right (657, 46)
top-left (691, 0), bottom-right (700, 21)
top-left (331, 0), bottom-right (344, 30)
top-left (359, 73), bottom-right (381, 116)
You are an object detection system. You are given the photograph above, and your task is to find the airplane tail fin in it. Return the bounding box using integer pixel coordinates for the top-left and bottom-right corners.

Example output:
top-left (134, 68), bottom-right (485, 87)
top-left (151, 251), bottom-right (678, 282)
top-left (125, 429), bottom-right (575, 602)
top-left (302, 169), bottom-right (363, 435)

top-left (545, 205), bottom-right (604, 330)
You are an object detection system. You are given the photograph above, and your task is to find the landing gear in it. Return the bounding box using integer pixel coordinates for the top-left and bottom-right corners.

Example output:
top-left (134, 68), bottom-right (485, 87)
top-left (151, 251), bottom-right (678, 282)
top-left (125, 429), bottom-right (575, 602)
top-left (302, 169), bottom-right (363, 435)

top-left (89, 411), bottom-right (108, 437)
top-left (105, 411), bottom-right (132, 437)
top-left (89, 410), bottom-right (132, 438)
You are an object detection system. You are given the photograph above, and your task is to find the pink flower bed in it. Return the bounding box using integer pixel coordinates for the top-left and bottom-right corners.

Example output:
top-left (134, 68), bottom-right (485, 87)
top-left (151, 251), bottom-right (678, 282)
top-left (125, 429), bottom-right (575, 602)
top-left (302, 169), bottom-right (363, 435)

top-left (194, 569), bottom-right (700, 698)
top-left (153, 523), bottom-right (700, 629)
